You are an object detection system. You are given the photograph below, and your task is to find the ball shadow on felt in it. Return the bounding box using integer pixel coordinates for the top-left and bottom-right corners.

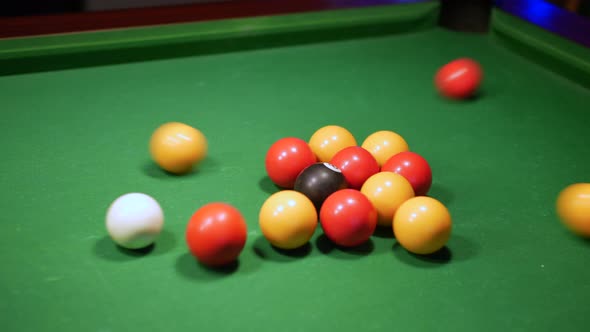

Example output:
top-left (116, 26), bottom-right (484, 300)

top-left (258, 176), bottom-right (282, 195)
top-left (93, 230), bottom-right (176, 262)
top-left (372, 225), bottom-right (395, 239)
top-left (175, 253), bottom-right (240, 281)
top-left (315, 234), bottom-right (374, 259)
top-left (427, 183), bottom-right (455, 206)
top-left (392, 242), bottom-right (452, 268)
top-left (252, 235), bottom-right (312, 262)
top-left (142, 156), bottom-right (220, 179)
top-left (391, 234), bottom-right (478, 267)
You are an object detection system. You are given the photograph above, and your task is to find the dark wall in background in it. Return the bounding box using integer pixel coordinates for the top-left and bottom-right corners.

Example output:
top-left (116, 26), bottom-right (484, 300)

top-left (439, 0), bottom-right (494, 32)
top-left (0, 0), bottom-right (222, 17)
top-left (1, 0), bottom-right (82, 16)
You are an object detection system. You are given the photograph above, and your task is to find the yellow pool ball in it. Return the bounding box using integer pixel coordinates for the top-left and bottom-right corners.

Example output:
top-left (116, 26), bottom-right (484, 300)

top-left (360, 171), bottom-right (415, 227)
top-left (556, 183), bottom-right (590, 238)
top-left (361, 130), bottom-right (409, 167)
top-left (259, 190), bottom-right (318, 250)
top-left (393, 196), bottom-right (452, 255)
top-left (308, 125), bottom-right (357, 162)
top-left (149, 122), bottom-right (208, 174)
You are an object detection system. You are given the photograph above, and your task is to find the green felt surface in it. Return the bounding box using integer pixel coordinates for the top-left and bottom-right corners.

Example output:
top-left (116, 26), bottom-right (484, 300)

top-left (1, 3), bottom-right (590, 332)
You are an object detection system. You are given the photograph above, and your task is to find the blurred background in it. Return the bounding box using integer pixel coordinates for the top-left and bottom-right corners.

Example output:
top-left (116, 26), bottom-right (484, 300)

top-left (0, 0), bottom-right (588, 46)
top-left (547, 0), bottom-right (590, 14)
top-left (1, 0), bottom-right (589, 17)
top-left (2, 0), bottom-right (225, 16)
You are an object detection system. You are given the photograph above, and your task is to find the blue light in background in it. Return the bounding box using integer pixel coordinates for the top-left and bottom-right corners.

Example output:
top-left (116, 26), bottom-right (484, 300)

top-left (520, 0), bottom-right (558, 23)
top-left (496, 0), bottom-right (590, 47)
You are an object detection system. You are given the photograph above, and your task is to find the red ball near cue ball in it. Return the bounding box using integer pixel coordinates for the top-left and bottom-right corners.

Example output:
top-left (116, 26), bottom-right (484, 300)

top-left (265, 137), bottom-right (317, 189)
top-left (320, 189), bottom-right (377, 247)
top-left (435, 58), bottom-right (482, 99)
top-left (381, 151), bottom-right (432, 196)
top-left (185, 202), bottom-right (248, 267)
top-left (330, 146), bottom-right (380, 190)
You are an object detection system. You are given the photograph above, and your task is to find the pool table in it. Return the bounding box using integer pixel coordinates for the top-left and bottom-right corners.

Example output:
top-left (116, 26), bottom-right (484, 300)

top-left (1, 1), bottom-right (590, 331)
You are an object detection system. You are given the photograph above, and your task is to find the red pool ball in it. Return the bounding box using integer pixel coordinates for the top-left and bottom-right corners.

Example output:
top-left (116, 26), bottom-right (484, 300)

top-left (320, 189), bottom-right (377, 247)
top-left (330, 146), bottom-right (380, 189)
top-left (265, 137), bottom-right (317, 189)
top-left (382, 151), bottom-right (432, 196)
top-left (435, 58), bottom-right (482, 99)
top-left (185, 202), bottom-right (248, 267)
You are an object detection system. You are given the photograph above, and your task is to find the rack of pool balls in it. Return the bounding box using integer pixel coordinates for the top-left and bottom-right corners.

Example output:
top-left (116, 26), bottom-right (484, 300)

top-left (261, 125), bottom-right (452, 255)
top-left (105, 120), bottom-right (454, 266)
top-left (104, 58), bottom-right (590, 268)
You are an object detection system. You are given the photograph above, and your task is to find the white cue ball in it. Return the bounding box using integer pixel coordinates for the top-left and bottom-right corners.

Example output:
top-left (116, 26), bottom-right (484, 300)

top-left (105, 193), bottom-right (164, 249)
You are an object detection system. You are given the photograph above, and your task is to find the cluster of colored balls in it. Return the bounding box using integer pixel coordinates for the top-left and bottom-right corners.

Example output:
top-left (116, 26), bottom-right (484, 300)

top-left (262, 125), bottom-right (453, 255)
top-left (102, 57), bottom-right (482, 267)
top-left (106, 122), bottom-right (248, 267)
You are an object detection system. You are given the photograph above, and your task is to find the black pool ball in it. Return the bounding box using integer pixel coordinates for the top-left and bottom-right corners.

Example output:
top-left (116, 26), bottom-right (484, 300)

top-left (294, 162), bottom-right (347, 211)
